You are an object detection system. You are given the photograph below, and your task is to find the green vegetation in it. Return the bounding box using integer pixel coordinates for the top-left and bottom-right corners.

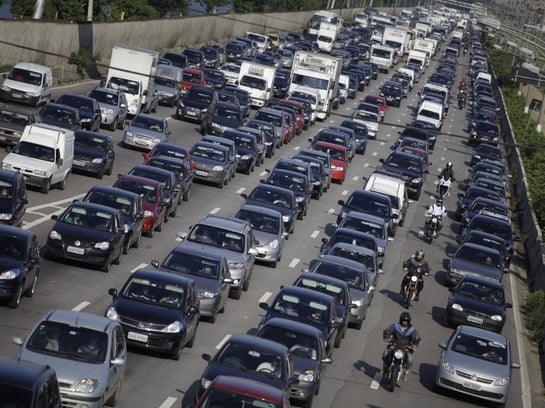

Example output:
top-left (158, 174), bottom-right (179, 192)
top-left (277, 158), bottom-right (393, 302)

top-left (524, 290), bottom-right (545, 342)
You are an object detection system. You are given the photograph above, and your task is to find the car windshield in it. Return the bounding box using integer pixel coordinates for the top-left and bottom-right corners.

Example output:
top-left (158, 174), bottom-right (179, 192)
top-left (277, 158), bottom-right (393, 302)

top-left (57, 95), bottom-right (92, 111)
top-left (0, 232), bottom-right (26, 261)
top-left (199, 388), bottom-right (281, 408)
top-left (254, 111), bottom-right (282, 127)
top-left (217, 342), bottom-right (284, 380)
top-left (457, 280), bottom-right (505, 305)
top-left (215, 105), bottom-right (241, 120)
top-left (296, 277), bottom-right (345, 305)
top-left (249, 187), bottom-right (293, 209)
top-left (313, 145), bottom-right (345, 161)
top-left (186, 90), bottom-right (213, 103)
top-left (153, 145), bottom-right (187, 160)
top-left (451, 332), bottom-right (507, 365)
top-left (122, 276), bottom-right (185, 309)
top-left (187, 225), bottom-right (244, 253)
top-left (455, 246), bottom-right (502, 269)
top-left (107, 77), bottom-right (139, 94)
top-left (236, 210), bottom-right (280, 234)
top-left (313, 261), bottom-right (365, 290)
top-left (192, 145), bottom-right (226, 162)
top-left (155, 77), bottom-right (177, 88)
top-left (12, 141), bottom-right (55, 162)
top-left (162, 251), bottom-right (221, 279)
top-left (329, 231), bottom-right (376, 254)
top-left (267, 172), bottom-right (306, 192)
top-left (85, 191), bottom-right (133, 216)
top-left (329, 247), bottom-right (376, 273)
top-left (0, 109), bottom-right (31, 126)
top-left (75, 133), bottom-right (108, 152)
top-left (116, 180), bottom-right (157, 204)
top-left (384, 154), bottom-right (421, 172)
top-left (27, 322), bottom-right (108, 363)
top-left (259, 326), bottom-right (319, 360)
top-left (60, 206), bottom-right (114, 232)
top-left (89, 89), bottom-right (119, 105)
top-left (272, 293), bottom-right (329, 325)
top-left (40, 106), bottom-right (76, 126)
top-left (132, 116), bottom-right (164, 132)
top-left (341, 216), bottom-right (385, 239)
top-left (129, 168), bottom-right (171, 190)
top-left (183, 71), bottom-right (202, 84)
top-left (345, 194), bottom-right (389, 218)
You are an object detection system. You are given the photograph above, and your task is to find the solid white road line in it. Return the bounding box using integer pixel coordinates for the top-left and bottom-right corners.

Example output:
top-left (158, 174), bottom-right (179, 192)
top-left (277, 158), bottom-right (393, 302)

top-left (310, 230), bottom-right (320, 239)
top-left (157, 397), bottom-right (177, 408)
top-left (236, 187), bottom-right (245, 194)
top-left (216, 334), bottom-right (232, 350)
top-left (209, 207), bottom-right (220, 214)
top-left (72, 301), bottom-right (90, 312)
top-left (341, 190), bottom-right (349, 196)
top-left (328, 208), bottom-right (335, 214)
top-left (259, 292), bottom-right (272, 303)
top-left (131, 263), bottom-right (148, 273)
top-left (289, 258), bottom-right (300, 268)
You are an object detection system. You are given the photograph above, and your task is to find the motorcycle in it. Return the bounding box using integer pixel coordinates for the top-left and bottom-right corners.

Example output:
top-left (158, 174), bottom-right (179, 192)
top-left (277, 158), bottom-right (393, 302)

top-left (424, 214), bottom-right (440, 243)
top-left (401, 268), bottom-right (422, 308)
top-left (437, 176), bottom-right (452, 199)
top-left (382, 343), bottom-right (408, 392)
top-left (458, 94), bottom-right (466, 109)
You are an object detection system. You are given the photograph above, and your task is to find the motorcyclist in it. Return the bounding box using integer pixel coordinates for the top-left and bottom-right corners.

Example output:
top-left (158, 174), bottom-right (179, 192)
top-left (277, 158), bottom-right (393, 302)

top-left (458, 89), bottom-right (467, 108)
top-left (439, 162), bottom-right (455, 181)
top-left (426, 198), bottom-right (448, 219)
top-left (437, 174), bottom-right (452, 198)
top-left (382, 312), bottom-right (421, 382)
top-left (400, 250), bottom-right (430, 301)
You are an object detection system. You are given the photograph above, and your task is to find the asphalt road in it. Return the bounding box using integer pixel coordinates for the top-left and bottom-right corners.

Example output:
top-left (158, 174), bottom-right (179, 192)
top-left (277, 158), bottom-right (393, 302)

top-left (0, 45), bottom-right (535, 408)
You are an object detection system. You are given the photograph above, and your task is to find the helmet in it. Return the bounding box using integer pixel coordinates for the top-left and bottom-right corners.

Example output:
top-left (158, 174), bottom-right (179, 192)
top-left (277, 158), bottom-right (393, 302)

top-left (414, 249), bottom-right (425, 261)
top-left (446, 162), bottom-right (453, 170)
top-left (436, 198), bottom-right (443, 206)
top-left (399, 312), bottom-right (412, 324)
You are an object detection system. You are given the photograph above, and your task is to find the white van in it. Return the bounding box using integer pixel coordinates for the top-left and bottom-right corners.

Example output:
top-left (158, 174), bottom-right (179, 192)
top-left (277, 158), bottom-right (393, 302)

top-left (1, 124), bottom-right (74, 193)
top-left (290, 85), bottom-right (321, 124)
top-left (0, 62), bottom-right (53, 107)
top-left (416, 100), bottom-right (443, 130)
top-left (364, 171), bottom-right (409, 227)
top-left (338, 74), bottom-right (350, 104)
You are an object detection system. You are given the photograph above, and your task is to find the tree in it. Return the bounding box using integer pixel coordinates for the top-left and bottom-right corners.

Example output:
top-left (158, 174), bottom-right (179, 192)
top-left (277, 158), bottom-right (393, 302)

top-left (199, 0), bottom-right (229, 14)
top-left (11, 0), bottom-right (39, 18)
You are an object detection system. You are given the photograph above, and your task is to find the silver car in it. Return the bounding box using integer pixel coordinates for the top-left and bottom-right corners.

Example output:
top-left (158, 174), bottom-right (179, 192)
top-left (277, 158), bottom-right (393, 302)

top-left (13, 309), bottom-right (127, 408)
top-left (88, 87), bottom-right (128, 131)
top-left (122, 113), bottom-right (171, 150)
top-left (235, 204), bottom-right (287, 268)
top-left (435, 325), bottom-right (520, 404)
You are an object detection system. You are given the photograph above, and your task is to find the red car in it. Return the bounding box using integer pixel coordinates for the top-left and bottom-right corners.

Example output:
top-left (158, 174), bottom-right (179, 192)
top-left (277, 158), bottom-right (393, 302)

top-left (277, 99), bottom-right (306, 132)
top-left (311, 141), bottom-right (348, 184)
top-left (195, 375), bottom-right (290, 408)
top-left (142, 142), bottom-right (195, 171)
top-left (181, 68), bottom-right (206, 95)
top-left (361, 94), bottom-right (387, 122)
top-left (113, 174), bottom-right (168, 237)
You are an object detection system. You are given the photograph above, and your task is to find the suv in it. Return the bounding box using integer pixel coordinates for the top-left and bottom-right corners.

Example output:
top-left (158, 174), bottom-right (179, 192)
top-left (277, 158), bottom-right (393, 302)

top-left (179, 215), bottom-right (258, 300)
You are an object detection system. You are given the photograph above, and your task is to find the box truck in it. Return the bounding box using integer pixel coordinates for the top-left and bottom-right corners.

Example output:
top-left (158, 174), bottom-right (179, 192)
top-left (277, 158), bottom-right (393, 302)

top-left (238, 61), bottom-right (277, 107)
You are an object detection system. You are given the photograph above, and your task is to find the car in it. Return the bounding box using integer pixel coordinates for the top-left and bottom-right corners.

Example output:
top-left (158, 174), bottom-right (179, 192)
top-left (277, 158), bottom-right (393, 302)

top-left (105, 268), bottom-right (200, 360)
top-left (297, 148), bottom-right (332, 190)
top-left (323, 242), bottom-right (382, 278)
top-left (379, 81), bottom-right (402, 107)
top-left (291, 154), bottom-right (327, 199)
top-left (459, 196), bottom-right (509, 230)
top-left (127, 164), bottom-right (181, 219)
top-left (122, 113), bottom-right (170, 151)
top-left (203, 68), bottom-right (226, 89)
top-left (470, 143), bottom-right (502, 166)
top-left (454, 186), bottom-right (504, 221)
top-left (143, 155), bottom-right (193, 203)
top-left (0, 168), bottom-right (28, 227)
top-left (87, 87), bottom-right (128, 131)
top-left (222, 86), bottom-right (250, 118)
top-left (307, 255), bottom-right (375, 330)
top-left (263, 168), bottom-right (311, 220)
top-left (320, 228), bottom-right (379, 267)
top-left (73, 130), bottom-right (115, 179)
top-left (56, 93), bottom-right (101, 132)
top-left (469, 159), bottom-right (509, 184)
top-left (220, 62), bottom-right (242, 85)
top-left (44, 201), bottom-right (125, 273)
top-left (256, 317), bottom-right (332, 406)
top-left (182, 48), bottom-right (205, 69)
top-left (446, 242), bottom-right (505, 287)
top-left (245, 119), bottom-right (277, 158)
top-left (253, 107), bottom-right (290, 148)
top-left (0, 225), bottom-right (40, 309)
top-left (311, 141), bottom-right (348, 184)
top-left (397, 145), bottom-right (431, 174)
top-left (220, 129), bottom-right (259, 174)
top-left (39, 103), bottom-right (81, 131)
top-left (235, 204), bottom-right (286, 268)
top-left (465, 174), bottom-right (506, 199)
top-left (142, 142), bottom-right (195, 172)
top-left (162, 52), bottom-right (188, 68)
top-left (176, 86), bottom-right (217, 123)
top-left (459, 228), bottom-right (511, 268)
top-left (340, 119), bottom-right (368, 154)
top-left (468, 120), bottom-right (499, 146)
top-left (0, 106), bottom-right (40, 148)
top-left (113, 174), bottom-right (168, 238)
top-left (200, 46), bottom-right (221, 69)
top-left (361, 95), bottom-right (387, 121)
top-left (435, 325), bottom-right (520, 405)
top-left (277, 99), bottom-right (308, 130)
top-left (444, 274), bottom-right (512, 333)
top-left (324, 126), bottom-right (357, 161)
top-left (259, 286), bottom-right (339, 354)
top-left (13, 309), bottom-right (127, 408)
top-left (379, 150), bottom-right (426, 200)
top-left (242, 184), bottom-right (298, 235)
top-left (190, 141), bottom-right (233, 188)
top-left (398, 126), bottom-right (436, 151)
top-left (202, 100), bottom-right (244, 135)
top-left (0, 356), bottom-right (61, 408)
top-left (272, 104), bottom-right (302, 137)
top-left (195, 375), bottom-right (290, 408)
top-left (310, 129), bottom-right (354, 162)
top-left (238, 126), bottom-right (267, 166)
top-left (82, 185), bottom-right (144, 254)
top-left (198, 334), bottom-right (295, 402)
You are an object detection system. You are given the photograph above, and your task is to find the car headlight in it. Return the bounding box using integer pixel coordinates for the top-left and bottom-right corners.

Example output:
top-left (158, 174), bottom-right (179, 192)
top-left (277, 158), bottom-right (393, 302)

top-left (494, 377), bottom-right (510, 386)
top-left (198, 290), bottom-right (217, 299)
top-left (2, 162), bottom-right (12, 170)
top-left (377, 246), bottom-right (384, 254)
top-left (298, 370), bottom-right (315, 382)
top-left (241, 154), bottom-right (251, 160)
top-left (295, 196), bottom-right (304, 202)
top-left (0, 269), bottom-right (18, 280)
top-left (411, 177), bottom-right (421, 183)
top-left (74, 378), bottom-right (98, 393)
top-left (282, 215), bottom-right (290, 223)
top-left (105, 306), bottom-right (119, 321)
top-left (228, 261), bottom-right (245, 270)
top-left (2, 86), bottom-right (11, 92)
top-left (91, 158), bottom-right (104, 164)
top-left (492, 137), bottom-right (499, 142)
top-left (473, 154), bottom-right (481, 160)
top-left (152, 138), bottom-right (162, 143)
top-left (103, 108), bottom-right (114, 115)
top-left (212, 165), bottom-right (224, 171)
top-left (451, 303), bottom-right (463, 311)
top-left (440, 358), bottom-right (455, 374)
top-left (0, 213), bottom-right (13, 221)
top-left (490, 315), bottom-right (503, 321)
top-left (471, 131), bottom-right (477, 137)
top-left (125, 131), bottom-right (134, 138)
top-left (162, 321), bottom-right (182, 333)
top-left (351, 298), bottom-right (363, 307)
top-left (201, 377), bottom-right (212, 389)
top-left (81, 118), bottom-right (91, 123)
top-left (49, 230), bottom-right (62, 240)
top-left (269, 239), bottom-right (279, 249)
top-left (35, 170), bottom-right (47, 177)
top-left (144, 210), bottom-right (154, 217)
top-left (94, 241), bottom-right (110, 251)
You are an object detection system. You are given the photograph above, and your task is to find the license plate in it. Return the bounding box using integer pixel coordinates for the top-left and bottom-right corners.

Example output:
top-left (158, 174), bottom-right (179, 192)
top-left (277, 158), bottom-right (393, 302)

top-left (0, 136), bottom-right (5, 141)
top-left (127, 332), bottom-right (148, 343)
top-left (135, 140), bottom-right (148, 146)
top-left (467, 315), bottom-right (483, 324)
top-left (12, 93), bottom-right (22, 99)
top-left (66, 246), bottom-right (85, 255)
top-left (463, 381), bottom-right (481, 390)
top-left (186, 111), bottom-right (197, 116)
top-left (195, 170), bottom-right (208, 176)
top-left (73, 160), bottom-right (86, 167)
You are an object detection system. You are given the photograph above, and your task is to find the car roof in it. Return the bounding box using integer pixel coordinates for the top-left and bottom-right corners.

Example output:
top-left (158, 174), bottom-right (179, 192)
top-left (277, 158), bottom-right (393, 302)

top-left (69, 200), bottom-right (120, 215)
top-left (456, 324), bottom-right (508, 344)
top-left (457, 242), bottom-right (502, 256)
top-left (193, 140), bottom-right (230, 152)
top-left (238, 203), bottom-right (283, 218)
top-left (202, 135), bottom-right (236, 146)
top-left (317, 254), bottom-right (368, 271)
top-left (314, 141), bottom-right (347, 152)
top-left (42, 309), bottom-right (117, 332)
top-left (130, 164), bottom-right (174, 178)
top-left (259, 316), bottom-right (323, 337)
top-left (0, 357), bottom-right (55, 388)
top-left (252, 183), bottom-right (296, 196)
top-left (228, 333), bottom-right (289, 354)
top-left (276, 285), bottom-right (335, 304)
top-left (207, 375), bottom-right (285, 403)
top-left (173, 241), bottom-right (227, 261)
top-left (86, 185), bottom-right (139, 201)
top-left (344, 210), bottom-right (387, 225)
top-left (115, 174), bottom-right (162, 187)
top-left (131, 268), bottom-right (194, 287)
top-left (195, 214), bottom-right (250, 233)
top-left (296, 271), bottom-right (350, 291)
top-left (0, 224), bottom-right (34, 241)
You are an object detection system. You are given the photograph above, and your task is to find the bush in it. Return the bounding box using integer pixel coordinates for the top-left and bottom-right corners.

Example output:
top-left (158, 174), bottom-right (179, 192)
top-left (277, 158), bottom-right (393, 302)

top-left (524, 290), bottom-right (545, 341)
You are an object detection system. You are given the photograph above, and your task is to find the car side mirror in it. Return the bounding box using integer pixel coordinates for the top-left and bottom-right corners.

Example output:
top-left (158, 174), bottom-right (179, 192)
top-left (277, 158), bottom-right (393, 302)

top-left (438, 342), bottom-right (447, 350)
top-left (202, 353), bottom-right (211, 362)
top-left (108, 288), bottom-right (118, 299)
top-left (150, 260), bottom-right (160, 268)
top-left (258, 301), bottom-right (269, 311)
top-left (241, 193), bottom-right (248, 199)
top-left (51, 214), bottom-right (58, 220)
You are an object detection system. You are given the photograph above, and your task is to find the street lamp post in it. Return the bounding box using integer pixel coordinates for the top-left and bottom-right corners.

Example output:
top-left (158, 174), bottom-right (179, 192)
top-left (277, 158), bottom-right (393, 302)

top-left (87, 0), bottom-right (93, 22)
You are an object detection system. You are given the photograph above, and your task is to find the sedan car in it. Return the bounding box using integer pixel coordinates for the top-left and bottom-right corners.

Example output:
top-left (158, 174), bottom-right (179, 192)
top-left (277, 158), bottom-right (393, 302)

top-left (105, 268), bottom-right (200, 360)
top-left (73, 130), bottom-right (115, 179)
top-left (0, 106), bottom-right (40, 148)
top-left (444, 275), bottom-right (511, 333)
top-left (435, 325), bottom-right (520, 405)
top-left (144, 155), bottom-right (193, 203)
top-left (263, 168), bottom-right (311, 220)
top-left (88, 87), bottom-right (128, 131)
top-left (176, 86), bottom-right (217, 123)
top-left (0, 169), bottom-right (28, 227)
top-left (256, 318), bottom-right (332, 406)
top-left (470, 143), bottom-right (502, 166)
top-left (0, 225), bottom-right (40, 309)
top-left (39, 103), bottom-right (81, 131)
top-left (151, 242), bottom-right (232, 322)
top-left (44, 201), bottom-right (125, 273)
top-left (446, 242), bottom-right (504, 287)
top-left (56, 93), bottom-right (101, 132)
top-left (379, 150), bottom-right (426, 200)
top-left (122, 113), bottom-right (170, 151)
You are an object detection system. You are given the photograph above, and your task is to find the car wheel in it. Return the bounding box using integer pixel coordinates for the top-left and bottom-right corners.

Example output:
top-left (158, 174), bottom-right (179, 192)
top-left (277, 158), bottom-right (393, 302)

top-left (106, 163), bottom-right (113, 176)
top-left (183, 187), bottom-right (191, 201)
top-left (132, 230), bottom-right (142, 249)
top-left (229, 286), bottom-right (242, 300)
top-left (334, 333), bottom-right (342, 348)
top-left (101, 259), bottom-right (113, 273)
top-left (58, 173), bottom-right (68, 190)
top-left (170, 204), bottom-right (177, 218)
top-left (41, 178), bottom-right (51, 194)
top-left (353, 319), bottom-right (363, 330)
top-left (301, 395), bottom-right (314, 408)
top-left (170, 344), bottom-right (182, 361)
top-left (186, 321), bottom-right (199, 348)
top-left (146, 225), bottom-right (154, 238)
top-left (156, 216), bottom-right (164, 232)
top-left (242, 275), bottom-right (251, 291)
top-left (8, 284), bottom-right (23, 309)
top-left (108, 119), bottom-right (116, 131)
top-left (25, 273), bottom-right (39, 297)
top-left (122, 237), bottom-right (131, 255)
top-left (209, 310), bottom-right (217, 323)
top-left (117, 118), bottom-right (125, 130)
top-left (106, 381), bottom-right (122, 407)
top-left (96, 168), bottom-right (105, 180)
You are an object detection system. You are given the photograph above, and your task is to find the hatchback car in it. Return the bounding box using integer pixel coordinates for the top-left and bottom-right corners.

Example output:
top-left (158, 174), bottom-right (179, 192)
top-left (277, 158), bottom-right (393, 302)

top-left (191, 141), bottom-right (233, 188)
top-left (122, 113), bottom-right (170, 151)
top-left (144, 155), bottom-right (193, 203)
top-left (13, 309), bottom-right (127, 408)
top-left (221, 129), bottom-right (259, 175)
top-left (0, 168), bottom-right (27, 227)
top-left (470, 143), bottom-right (502, 166)
top-left (435, 325), bottom-right (520, 405)
top-left (379, 150), bottom-right (426, 200)
top-left (176, 86), bottom-right (217, 123)
top-left (143, 142), bottom-right (195, 171)
top-left (0, 106), bottom-right (40, 148)
top-left (39, 103), bottom-right (81, 131)
top-left (56, 93), bottom-right (101, 132)
top-left (311, 141), bottom-right (348, 184)
top-left (88, 87), bottom-right (128, 131)
top-left (73, 130), bottom-right (115, 179)
top-left (202, 101), bottom-right (243, 136)
top-left (446, 242), bottom-right (504, 287)
top-left (263, 168), bottom-right (311, 220)
top-left (454, 186), bottom-right (504, 221)
top-left (468, 120), bottom-right (500, 146)
top-left (105, 268), bottom-right (200, 360)
top-left (44, 201), bottom-right (125, 273)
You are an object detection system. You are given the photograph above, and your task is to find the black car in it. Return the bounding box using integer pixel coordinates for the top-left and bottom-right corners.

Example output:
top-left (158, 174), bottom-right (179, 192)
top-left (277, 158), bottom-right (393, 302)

top-left (221, 86), bottom-right (250, 118)
top-left (200, 46), bottom-right (221, 68)
top-left (263, 168), bottom-right (311, 220)
top-left (340, 119), bottom-right (368, 154)
top-left (239, 126), bottom-right (267, 166)
top-left (202, 101), bottom-right (244, 136)
top-left (259, 285), bottom-right (339, 354)
top-left (0, 169), bottom-right (28, 227)
top-left (56, 93), bottom-right (101, 132)
top-left (444, 275), bottom-right (511, 333)
top-left (469, 159), bottom-right (508, 184)
top-left (398, 126), bottom-right (436, 151)
top-left (144, 155), bottom-right (193, 203)
top-left (291, 154), bottom-right (327, 199)
top-left (182, 48), bottom-right (205, 69)
top-left (241, 184), bottom-right (298, 235)
top-left (256, 317), bottom-right (332, 406)
top-left (203, 68), bottom-right (226, 89)
top-left (468, 120), bottom-right (500, 146)
top-left (220, 129), bottom-right (258, 174)
top-left (470, 143), bottom-right (502, 166)
top-left (320, 228), bottom-right (379, 262)
top-left (176, 86), bottom-right (217, 123)
top-left (0, 106), bottom-right (40, 148)
top-left (73, 130), bottom-right (115, 179)
top-left (459, 229), bottom-right (511, 269)
top-left (44, 201), bottom-right (125, 273)
top-left (380, 81), bottom-right (402, 107)
top-left (0, 225), bottom-right (40, 309)
top-left (245, 119), bottom-right (277, 158)
top-left (162, 52), bottom-right (188, 69)
top-left (105, 268), bottom-right (200, 360)
top-left (39, 103), bottom-right (81, 131)
top-left (82, 185), bottom-right (144, 254)
top-left (273, 70), bottom-right (290, 99)
top-left (460, 196), bottom-right (509, 230)
top-left (379, 150), bottom-right (426, 200)
top-left (127, 165), bottom-right (181, 219)
top-left (454, 186), bottom-right (504, 221)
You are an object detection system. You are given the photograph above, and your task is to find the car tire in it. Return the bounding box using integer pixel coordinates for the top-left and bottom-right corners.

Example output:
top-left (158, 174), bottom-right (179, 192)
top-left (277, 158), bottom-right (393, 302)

top-left (157, 216), bottom-right (164, 232)
top-left (41, 178), bottom-right (51, 194)
top-left (229, 286), bottom-right (242, 300)
top-left (334, 334), bottom-right (342, 348)
top-left (122, 237), bottom-right (131, 255)
top-left (106, 381), bottom-right (122, 407)
top-left (113, 247), bottom-right (122, 265)
top-left (301, 395), bottom-right (314, 408)
top-left (108, 119), bottom-right (116, 131)
top-left (353, 319), bottom-right (363, 330)
top-left (209, 311), bottom-right (217, 323)
top-left (25, 273), bottom-right (39, 297)
top-left (183, 187), bottom-right (191, 201)
top-left (8, 284), bottom-right (23, 309)
top-left (96, 168), bottom-right (105, 180)
top-left (170, 344), bottom-right (182, 361)
top-left (58, 173), bottom-right (68, 190)
top-left (186, 322), bottom-right (198, 348)
top-left (101, 259), bottom-right (113, 273)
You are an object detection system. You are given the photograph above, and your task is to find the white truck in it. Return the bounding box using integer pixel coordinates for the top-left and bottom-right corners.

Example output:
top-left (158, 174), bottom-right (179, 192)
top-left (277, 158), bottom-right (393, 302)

top-left (106, 45), bottom-right (159, 116)
top-left (238, 61), bottom-right (276, 107)
top-left (1, 124), bottom-right (74, 193)
top-left (413, 38), bottom-right (436, 58)
top-left (289, 51), bottom-right (341, 120)
top-left (414, 22), bottom-right (431, 38)
top-left (317, 23), bottom-right (337, 53)
top-left (370, 44), bottom-right (396, 73)
top-left (382, 27), bottom-right (410, 59)
top-left (407, 49), bottom-right (429, 71)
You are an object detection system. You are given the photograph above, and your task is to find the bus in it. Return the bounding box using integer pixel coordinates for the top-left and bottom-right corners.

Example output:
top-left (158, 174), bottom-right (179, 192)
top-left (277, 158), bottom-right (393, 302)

top-left (308, 11), bottom-right (342, 36)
